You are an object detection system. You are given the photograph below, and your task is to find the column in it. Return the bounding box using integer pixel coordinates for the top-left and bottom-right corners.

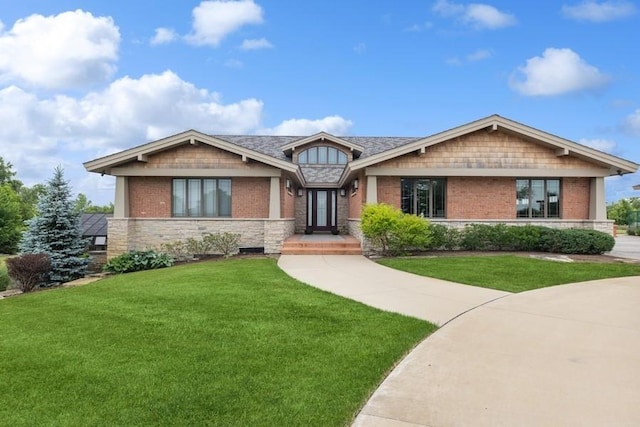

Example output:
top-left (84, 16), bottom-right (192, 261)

top-left (589, 177), bottom-right (606, 220)
top-left (114, 176), bottom-right (130, 218)
top-left (269, 177), bottom-right (281, 219)
top-left (366, 175), bottom-right (377, 204)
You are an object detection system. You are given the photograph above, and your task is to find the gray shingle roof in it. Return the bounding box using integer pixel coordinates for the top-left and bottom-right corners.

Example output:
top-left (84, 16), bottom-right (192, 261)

top-left (81, 213), bottom-right (112, 236)
top-left (300, 166), bottom-right (344, 184)
top-left (213, 135), bottom-right (423, 161)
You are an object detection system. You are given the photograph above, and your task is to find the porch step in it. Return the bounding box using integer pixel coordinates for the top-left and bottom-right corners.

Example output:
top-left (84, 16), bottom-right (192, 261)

top-left (281, 235), bottom-right (362, 255)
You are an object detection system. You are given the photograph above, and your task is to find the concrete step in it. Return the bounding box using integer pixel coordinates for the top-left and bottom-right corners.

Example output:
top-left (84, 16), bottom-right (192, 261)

top-left (281, 235), bottom-right (362, 255)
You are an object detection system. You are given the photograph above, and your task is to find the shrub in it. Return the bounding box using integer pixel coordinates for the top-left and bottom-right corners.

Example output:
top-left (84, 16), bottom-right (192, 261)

top-left (5, 253), bottom-right (51, 292)
top-left (103, 250), bottom-right (173, 274)
top-left (361, 204), bottom-right (431, 255)
top-left (0, 263), bottom-right (10, 292)
top-left (202, 232), bottom-right (241, 257)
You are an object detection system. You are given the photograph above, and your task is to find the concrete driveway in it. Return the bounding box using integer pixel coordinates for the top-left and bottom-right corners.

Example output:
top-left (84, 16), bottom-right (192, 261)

top-left (608, 235), bottom-right (640, 260)
top-left (278, 255), bottom-right (640, 427)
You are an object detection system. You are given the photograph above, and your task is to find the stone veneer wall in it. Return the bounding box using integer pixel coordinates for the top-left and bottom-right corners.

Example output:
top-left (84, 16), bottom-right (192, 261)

top-left (107, 218), bottom-right (295, 258)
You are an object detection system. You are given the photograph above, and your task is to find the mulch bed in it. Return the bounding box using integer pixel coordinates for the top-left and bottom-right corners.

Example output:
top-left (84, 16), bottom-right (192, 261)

top-left (386, 251), bottom-right (640, 264)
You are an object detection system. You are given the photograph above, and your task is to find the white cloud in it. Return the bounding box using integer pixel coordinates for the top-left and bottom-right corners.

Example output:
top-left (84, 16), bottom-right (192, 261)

top-left (623, 109), bottom-right (640, 136)
top-left (467, 48), bottom-right (492, 62)
top-left (240, 37), bottom-right (273, 50)
top-left (0, 10), bottom-right (120, 89)
top-left (353, 42), bottom-right (367, 55)
top-left (433, 0), bottom-right (516, 29)
top-left (579, 138), bottom-right (617, 153)
top-left (151, 27), bottom-right (178, 45)
top-left (562, 1), bottom-right (636, 22)
top-left (260, 116), bottom-right (353, 135)
top-left (509, 48), bottom-right (610, 96)
top-left (186, 0), bottom-right (264, 47)
top-left (224, 59), bottom-right (244, 68)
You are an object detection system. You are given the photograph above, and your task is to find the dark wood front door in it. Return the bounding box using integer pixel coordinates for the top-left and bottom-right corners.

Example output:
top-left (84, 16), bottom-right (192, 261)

top-left (306, 189), bottom-right (338, 233)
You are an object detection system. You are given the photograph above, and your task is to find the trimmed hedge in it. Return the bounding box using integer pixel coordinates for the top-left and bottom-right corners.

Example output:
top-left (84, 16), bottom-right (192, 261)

top-left (426, 224), bottom-right (614, 255)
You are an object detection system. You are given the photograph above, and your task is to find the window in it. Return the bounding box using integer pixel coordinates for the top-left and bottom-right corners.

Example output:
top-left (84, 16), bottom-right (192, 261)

top-left (173, 178), bottom-right (231, 217)
top-left (298, 146), bottom-right (348, 165)
top-left (401, 178), bottom-right (446, 218)
top-left (516, 179), bottom-right (560, 218)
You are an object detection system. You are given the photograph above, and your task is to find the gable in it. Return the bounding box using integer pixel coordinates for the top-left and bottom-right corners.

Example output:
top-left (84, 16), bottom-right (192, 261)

top-left (373, 129), bottom-right (598, 170)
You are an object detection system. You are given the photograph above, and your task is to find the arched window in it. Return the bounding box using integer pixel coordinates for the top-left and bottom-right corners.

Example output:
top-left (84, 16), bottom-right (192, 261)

top-left (298, 146), bottom-right (348, 165)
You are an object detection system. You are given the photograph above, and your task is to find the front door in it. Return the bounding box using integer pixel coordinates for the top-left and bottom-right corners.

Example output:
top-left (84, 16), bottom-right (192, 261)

top-left (307, 189), bottom-right (338, 233)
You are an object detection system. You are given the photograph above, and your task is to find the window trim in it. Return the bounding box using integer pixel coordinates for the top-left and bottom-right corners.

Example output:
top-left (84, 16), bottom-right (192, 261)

top-left (516, 178), bottom-right (561, 219)
top-left (172, 178), bottom-right (232, 218)
top-left (400, 177), bottom-right (447, 218)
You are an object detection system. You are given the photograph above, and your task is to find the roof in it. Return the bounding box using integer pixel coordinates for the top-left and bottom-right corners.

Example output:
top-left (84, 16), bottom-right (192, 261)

top-left (81, 213), bottom-right (112, 236)
top-left (84, 114), bottom-right (639, 187)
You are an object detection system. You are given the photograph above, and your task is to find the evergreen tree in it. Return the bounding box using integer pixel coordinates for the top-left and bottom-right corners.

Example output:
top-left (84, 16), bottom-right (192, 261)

top-left (19, 166), bottom-right (89, 285)
top-left (0, 184), bottom-right (23, 254)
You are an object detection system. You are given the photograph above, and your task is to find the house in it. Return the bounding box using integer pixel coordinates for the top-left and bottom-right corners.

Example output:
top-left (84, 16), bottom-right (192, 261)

top-left (84, 114), bottom-right (639, 258)
top-left (80, 213), bottom-right (112, 250)
top-left (634, 184), bottom-right (640, 190)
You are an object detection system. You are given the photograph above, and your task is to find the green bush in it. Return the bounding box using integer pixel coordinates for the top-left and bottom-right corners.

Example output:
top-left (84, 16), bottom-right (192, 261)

top-left (6, 253), bottom-right (51, 292)
top-left (202, 232), bottom-right (241, 257)
top-left (361, 204), bottom-right (431, 255)
top-left (103, 250), bottom-right (173, 274)
top-left (0, 263), bottom-right (10, 292)
top-left (424, 224), bottom-right (614, 255)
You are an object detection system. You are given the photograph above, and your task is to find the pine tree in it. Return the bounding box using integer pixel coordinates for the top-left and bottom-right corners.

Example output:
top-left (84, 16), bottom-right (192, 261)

top-left (19, 166), bottom-right (89, 285)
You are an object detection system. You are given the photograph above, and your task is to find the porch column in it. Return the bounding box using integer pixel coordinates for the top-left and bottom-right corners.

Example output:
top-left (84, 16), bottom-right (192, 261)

top-left (589, 177), bottom-right (606, 220)
top-left (114, 176), bottom-right (130, 218)
top-left (269, 177), bottom-right (281, 219)
top-left (366, 176), bottom-right (377, 204)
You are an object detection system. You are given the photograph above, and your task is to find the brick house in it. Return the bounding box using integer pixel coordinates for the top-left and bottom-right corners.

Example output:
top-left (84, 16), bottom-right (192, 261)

top-left (84, 115), bottom-right (638, 258)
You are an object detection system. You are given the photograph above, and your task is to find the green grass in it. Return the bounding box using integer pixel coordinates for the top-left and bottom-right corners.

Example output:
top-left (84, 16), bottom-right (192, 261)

top-left (0, 258), bottom-right (435, 427)
top-left (378, 255), bottom-right (640, 293)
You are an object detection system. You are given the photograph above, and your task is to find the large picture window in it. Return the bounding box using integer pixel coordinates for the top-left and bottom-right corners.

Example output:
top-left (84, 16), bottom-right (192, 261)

top-left (172, 178), bottom-right (231, 217)
top-left (401, 178), bottom-right (446, 218)
top-left (516, 179), bottom-right (560, 218)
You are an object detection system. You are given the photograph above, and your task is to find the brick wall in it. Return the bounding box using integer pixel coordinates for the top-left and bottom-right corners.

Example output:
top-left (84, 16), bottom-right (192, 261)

top-left (232, 177), bottom-right (270, 218)
top-left (447, 177), bottom-right (514, 219)
top-left (281, 176), bottom-right (295, 218)
top-left (562, 177), bottom-right (590, 219)
top-left (377, 176), bottom-right (401, 208)
top-left (348, 172), bottom-right (365, 218)
top-left (129, 177), bottom-right (172, 217)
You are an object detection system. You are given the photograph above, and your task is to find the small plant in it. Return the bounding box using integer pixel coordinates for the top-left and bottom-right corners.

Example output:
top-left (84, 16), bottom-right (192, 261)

top-left (6, 253), bottom-right (51, 292)
top-left (203, 232), bottom-right (241, 257)
top-left (1, 260), bottom-right (10, 292)
top-left (103, 250), bottom-right (173, 274)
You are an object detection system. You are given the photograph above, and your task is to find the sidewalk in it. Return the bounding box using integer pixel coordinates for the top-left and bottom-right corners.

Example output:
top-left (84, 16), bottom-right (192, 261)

top-left (278, 254), bottom-right (640, 427)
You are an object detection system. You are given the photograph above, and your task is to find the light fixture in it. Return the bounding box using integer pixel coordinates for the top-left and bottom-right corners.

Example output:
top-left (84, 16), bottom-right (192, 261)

top-left (286, 179), bottom-right (291, 190)
top-left (340, 188), bottom-right (346, 197)
top-left (297, 188), bottom-right (304, 197)
top-left (353, 178), bottom-right (359, 189)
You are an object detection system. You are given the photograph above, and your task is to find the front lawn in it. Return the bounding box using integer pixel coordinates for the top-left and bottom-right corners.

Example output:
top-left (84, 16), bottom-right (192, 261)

top-left (378, 255), bottom-right (640, 293)
top-left (0, 258), bottom-right (435, 426)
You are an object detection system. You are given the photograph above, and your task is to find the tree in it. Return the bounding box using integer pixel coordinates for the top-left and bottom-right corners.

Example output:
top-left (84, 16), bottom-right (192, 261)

top-left (607, 197), bottom-right (640, 225)
top-left (0, 157), bottom-right (22, 192)
top-left (74, 193), bottom-right (114, 214)
top-left (19, 166), bottom-right (89, 285)
top-left (19, 183), bottom-right (46, 220)
top-left (0, 184), bottom-right (23, 254)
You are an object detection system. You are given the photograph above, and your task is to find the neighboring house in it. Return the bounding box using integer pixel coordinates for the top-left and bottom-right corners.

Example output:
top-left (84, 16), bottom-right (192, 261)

top-left (81, 213), bottom-right (112, 251)
top-left (634, 184), bottom-right (640, 190)
top-left (84, 114), bottom-right (639, 258)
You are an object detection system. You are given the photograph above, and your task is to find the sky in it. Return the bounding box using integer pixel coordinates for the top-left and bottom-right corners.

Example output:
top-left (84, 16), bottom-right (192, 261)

top-left (0, 0), bottom-right (639, 206)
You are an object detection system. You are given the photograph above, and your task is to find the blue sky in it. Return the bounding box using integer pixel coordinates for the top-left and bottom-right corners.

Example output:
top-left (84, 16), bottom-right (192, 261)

top-left (1, 0), bottom-right (639, 205)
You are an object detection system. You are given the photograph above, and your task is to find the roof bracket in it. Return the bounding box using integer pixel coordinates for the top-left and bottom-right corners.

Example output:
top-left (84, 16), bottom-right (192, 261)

top-left (488, 123), bottom-right (498, 133)
top-left (189, 138), bottom-right (197, 145)
top-left (555, 148), bottom-right (569, 156)
top-left (242, 154), bottom-right (248, 163)
top-left (137, 154), bottom-right (148, 162)
top-left (418, 146), bottom-right (426, 156)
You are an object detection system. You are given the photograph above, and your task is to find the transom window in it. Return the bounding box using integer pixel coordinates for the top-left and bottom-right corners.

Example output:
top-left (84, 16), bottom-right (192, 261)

top-left (298, 146), bottom-right (347, 165)
top-left (172, 178), bottom-right (231, 217)
top-left (516, 179), bottom-right (560, 218)
top-left (401, 178), bottom-right (446, 218)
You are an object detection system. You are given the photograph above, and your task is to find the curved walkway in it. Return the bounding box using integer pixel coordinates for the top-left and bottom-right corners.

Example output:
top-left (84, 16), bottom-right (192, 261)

top-left (278, 255), bottom-right (640, 427)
